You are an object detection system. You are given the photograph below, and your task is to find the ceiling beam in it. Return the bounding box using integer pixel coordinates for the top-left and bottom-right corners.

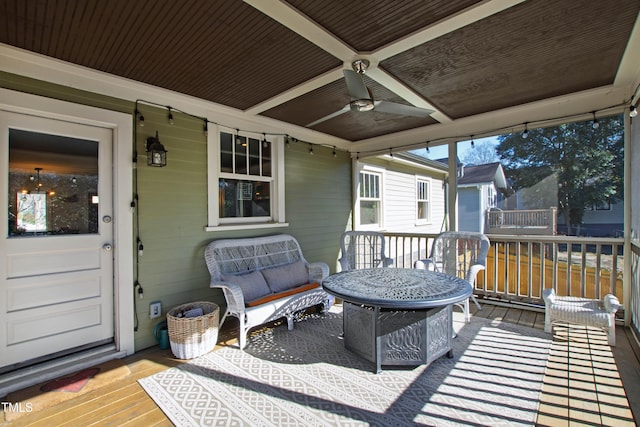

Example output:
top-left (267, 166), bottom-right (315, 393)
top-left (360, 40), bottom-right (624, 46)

top-left (366, 67), bottom-right (452, 123)
top-left (615, 10), bottom-right (640, 104)
top-left (244, 0), bottom-right (452, 121)
top-left (244, 0), bottom-right (355, 60)
top-left (244, 68), bottom-right (344, 115)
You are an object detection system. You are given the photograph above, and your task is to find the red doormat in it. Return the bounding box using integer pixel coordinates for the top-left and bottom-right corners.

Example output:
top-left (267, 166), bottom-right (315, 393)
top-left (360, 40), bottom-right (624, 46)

top-left (4, 358), bottom-right (130, 422)
top-left (40, 367), bottom-right (101, 393)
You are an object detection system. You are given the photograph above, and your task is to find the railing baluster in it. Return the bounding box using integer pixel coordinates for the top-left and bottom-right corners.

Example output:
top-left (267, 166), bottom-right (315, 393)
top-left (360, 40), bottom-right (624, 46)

top-left (551, 242), bottom-right (559, 293)
top-left (539, 242), bottom-right (545, 299)
top-left (567, 243), bottom-right (573, 296)
top-left (595, 243), bottom-right (602, 298)
top-left (612, 243), bottom-right (619, 296)
top-left (504, 241), bottom-right (510, 298)
top-left (515, 240), bottom-right (521, 298)
top-left (580, 242), bottom-right (587, 298)
top-left (527, 241), bottom-right (533, 299)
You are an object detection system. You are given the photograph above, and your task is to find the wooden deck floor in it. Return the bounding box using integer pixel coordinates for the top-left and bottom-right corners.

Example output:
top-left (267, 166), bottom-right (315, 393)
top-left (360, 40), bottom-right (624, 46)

top-left (1, 304), bottom-right (638, 426)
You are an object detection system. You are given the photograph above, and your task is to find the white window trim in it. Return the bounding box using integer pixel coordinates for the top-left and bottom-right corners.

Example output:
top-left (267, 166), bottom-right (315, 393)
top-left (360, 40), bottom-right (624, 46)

top-left (205, 125), bottom-right (287, 231)
top-left (355, 164), bottom-right (384, 230)
top-left (415, 176), bottom-right (432, 225)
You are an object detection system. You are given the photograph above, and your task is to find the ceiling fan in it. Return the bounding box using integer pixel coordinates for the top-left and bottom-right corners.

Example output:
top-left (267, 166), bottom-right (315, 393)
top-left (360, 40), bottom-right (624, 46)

top-left (307, 59), bottom-right (434, 127)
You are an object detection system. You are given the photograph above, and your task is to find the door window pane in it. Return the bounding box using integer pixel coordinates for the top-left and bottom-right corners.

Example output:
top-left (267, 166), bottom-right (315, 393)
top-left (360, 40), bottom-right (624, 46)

top-left (8, 129), bottom-right (99, 237)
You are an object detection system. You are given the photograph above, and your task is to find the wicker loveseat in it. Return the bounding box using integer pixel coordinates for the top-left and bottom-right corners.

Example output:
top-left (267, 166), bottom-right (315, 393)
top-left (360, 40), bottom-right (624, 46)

top-left (205, 234), bottom-right (333, 349)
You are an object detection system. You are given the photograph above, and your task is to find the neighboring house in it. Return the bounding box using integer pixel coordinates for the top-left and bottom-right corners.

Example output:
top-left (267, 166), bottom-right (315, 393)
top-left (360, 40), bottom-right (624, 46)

top-left (355, 152), bottom-right (449, 268)
top-left (511, 172), bottom-right (624, 237)
top-left (557, 200), bottom-right (624, 237)
top-left (457, 162), bottom-right (510, 233)
top-left (355, 152), bottom-right (449, 234)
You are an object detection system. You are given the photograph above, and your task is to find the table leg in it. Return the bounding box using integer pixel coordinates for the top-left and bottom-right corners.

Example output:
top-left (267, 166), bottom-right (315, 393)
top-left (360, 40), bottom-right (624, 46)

top-left (374, 305), bottom-right (382, 374)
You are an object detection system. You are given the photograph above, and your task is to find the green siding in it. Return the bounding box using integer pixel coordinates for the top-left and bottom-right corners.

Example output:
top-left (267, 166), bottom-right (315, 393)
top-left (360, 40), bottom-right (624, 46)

top-left (284, 142), bottom-right (353, 270)
top-left (1, 71), bottom-right (353, 352)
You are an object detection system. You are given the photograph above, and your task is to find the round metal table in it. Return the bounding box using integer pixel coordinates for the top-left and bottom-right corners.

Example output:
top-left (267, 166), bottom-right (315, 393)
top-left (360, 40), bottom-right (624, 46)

top-left (323, 268), bottom-right (471, 373)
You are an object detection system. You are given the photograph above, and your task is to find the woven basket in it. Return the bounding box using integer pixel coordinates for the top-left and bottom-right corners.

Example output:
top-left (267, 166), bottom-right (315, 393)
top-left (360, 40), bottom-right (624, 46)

top-left (167, 301), bottom-right (219, 359)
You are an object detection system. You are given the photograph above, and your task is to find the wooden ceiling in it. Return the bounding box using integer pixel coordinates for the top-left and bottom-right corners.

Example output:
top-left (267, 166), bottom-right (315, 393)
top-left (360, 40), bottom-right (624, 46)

top-left (1, 0), bottom-right (639, 153)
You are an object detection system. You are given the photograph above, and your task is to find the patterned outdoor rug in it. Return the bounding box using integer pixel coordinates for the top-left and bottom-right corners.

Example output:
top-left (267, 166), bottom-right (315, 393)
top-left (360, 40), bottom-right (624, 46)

top-left (139, 306), bottom-right (551, 426)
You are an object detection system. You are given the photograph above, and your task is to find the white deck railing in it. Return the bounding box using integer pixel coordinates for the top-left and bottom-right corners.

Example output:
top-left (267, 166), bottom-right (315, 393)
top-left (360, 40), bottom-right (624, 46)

top-left (486, 208), bottom-right (557, 235)
top-left (384, 232), bottom-right (624, 308)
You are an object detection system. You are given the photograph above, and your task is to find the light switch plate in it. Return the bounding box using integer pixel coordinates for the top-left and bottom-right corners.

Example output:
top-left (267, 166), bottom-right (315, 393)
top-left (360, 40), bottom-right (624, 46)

top-left (150, 301), bottom-right (162, 319)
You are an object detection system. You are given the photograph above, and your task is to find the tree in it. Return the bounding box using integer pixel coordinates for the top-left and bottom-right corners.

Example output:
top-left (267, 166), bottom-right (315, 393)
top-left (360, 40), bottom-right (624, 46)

top-left (461, 142), bottom-right (499, 165)
top-left (496, 115), bottom-right (624, 235)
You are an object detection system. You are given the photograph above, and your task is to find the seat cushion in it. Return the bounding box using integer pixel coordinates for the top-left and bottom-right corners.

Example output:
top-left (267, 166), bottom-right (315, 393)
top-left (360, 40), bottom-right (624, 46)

top-left (246, 282), bottom-right (320, 307)
top-left (221, 270), bottom-right (271, 303)
top-left (260, 259), bottom-right (309, 293)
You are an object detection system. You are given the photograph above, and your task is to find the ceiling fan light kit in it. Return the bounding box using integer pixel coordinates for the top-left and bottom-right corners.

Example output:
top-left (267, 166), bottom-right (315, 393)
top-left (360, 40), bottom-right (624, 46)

top-left (350, 98), bottom-right (375, 112)
top-left (308, 59), bottom-right (434, 127)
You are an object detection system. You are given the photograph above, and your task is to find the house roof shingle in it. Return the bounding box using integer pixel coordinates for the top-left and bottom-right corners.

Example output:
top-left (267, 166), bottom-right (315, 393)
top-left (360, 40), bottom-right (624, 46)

top-left (458, 162), bottom-right (508, 189)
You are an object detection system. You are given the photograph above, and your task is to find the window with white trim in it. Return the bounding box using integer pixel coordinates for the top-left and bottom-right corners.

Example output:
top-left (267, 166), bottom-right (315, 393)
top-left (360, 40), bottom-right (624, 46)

top-left (359, 170), bottom-right (382, 228)
top-left (487, 186), bottom-right (496, 208)
top-left (416, 178), bottom-right (430, 223)
top-left (206, 126), bottom-right (285, 230)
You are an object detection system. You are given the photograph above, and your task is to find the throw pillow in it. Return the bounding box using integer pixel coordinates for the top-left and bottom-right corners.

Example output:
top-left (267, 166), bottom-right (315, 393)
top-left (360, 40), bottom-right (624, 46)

top-left (260, 259), bottom-right (309, 293)
top-left (221, 270), bottom-right (271, 303)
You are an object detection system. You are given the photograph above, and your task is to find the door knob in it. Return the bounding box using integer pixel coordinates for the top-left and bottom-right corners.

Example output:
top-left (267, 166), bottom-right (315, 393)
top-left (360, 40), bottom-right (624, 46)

top-left (103, 243), bottom-right (113, 252)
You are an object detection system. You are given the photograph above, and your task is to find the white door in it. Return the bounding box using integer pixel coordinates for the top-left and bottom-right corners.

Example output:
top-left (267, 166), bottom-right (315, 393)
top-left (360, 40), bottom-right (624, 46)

top-left (0, 111), bottom-right (114, 371)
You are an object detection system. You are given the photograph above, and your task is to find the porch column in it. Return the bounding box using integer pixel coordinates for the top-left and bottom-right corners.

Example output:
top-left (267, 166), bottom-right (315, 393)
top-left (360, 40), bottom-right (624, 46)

top-left (448, 142), bottom-right (458, 231)
top-left (623, 107), bottom-right (632, 326)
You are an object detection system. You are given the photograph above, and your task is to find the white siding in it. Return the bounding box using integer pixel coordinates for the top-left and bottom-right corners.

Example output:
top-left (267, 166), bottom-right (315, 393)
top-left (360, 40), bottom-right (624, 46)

top-left (361, 161), bottom-right (446, 234)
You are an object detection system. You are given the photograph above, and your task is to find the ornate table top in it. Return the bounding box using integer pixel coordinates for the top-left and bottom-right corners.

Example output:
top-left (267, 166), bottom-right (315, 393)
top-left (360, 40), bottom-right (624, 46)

top-left (322, 268), bottom-right (472, 309)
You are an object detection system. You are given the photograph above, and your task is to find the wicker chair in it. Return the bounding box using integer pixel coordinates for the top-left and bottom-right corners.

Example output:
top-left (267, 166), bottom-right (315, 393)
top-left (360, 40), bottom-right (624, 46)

top-left (414, 231), bottom-right (490, 322)
top-left (339, 231), bottom-right (394, 271)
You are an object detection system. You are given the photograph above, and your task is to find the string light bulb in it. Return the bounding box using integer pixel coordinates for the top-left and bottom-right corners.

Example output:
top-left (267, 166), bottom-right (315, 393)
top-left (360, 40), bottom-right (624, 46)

top-left (167, 108), bottom-right (174, 125)
top-left (332, 146), bottom-right (337, 157)
top-left (236, 129), bottom-right (246, 147)
top-left (425, 141), bottom-right (430, 153)
top-left (470, 136), bottom-right (475, 147)
top-left (630, 106), bottom-right (638, 118)
top-left (137, 110), bottom-right (145, 127)
top-left (522, 123), bottom-right (529, 138)
top-left (389, 148), bottom-right (393, 158)
top-left (203, 120), bottom-right (208, 136)
top-left (592, 112), bottom-right (599, 129)
top-left (308, 144), bottom-right (314, 155)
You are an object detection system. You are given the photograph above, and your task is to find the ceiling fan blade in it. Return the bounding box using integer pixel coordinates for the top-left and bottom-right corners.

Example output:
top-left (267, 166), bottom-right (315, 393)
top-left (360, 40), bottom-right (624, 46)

top-left (374, 101), bottom-right (434, 117)
top-left (306, 104), bottom-right (351, 127)
top-left (343, 69), bottom-right (370, 100)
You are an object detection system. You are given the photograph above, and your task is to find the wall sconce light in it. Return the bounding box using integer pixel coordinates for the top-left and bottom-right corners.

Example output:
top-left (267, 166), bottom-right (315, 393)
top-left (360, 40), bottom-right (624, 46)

top-left (146, 131), bottom-right (167, 167)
